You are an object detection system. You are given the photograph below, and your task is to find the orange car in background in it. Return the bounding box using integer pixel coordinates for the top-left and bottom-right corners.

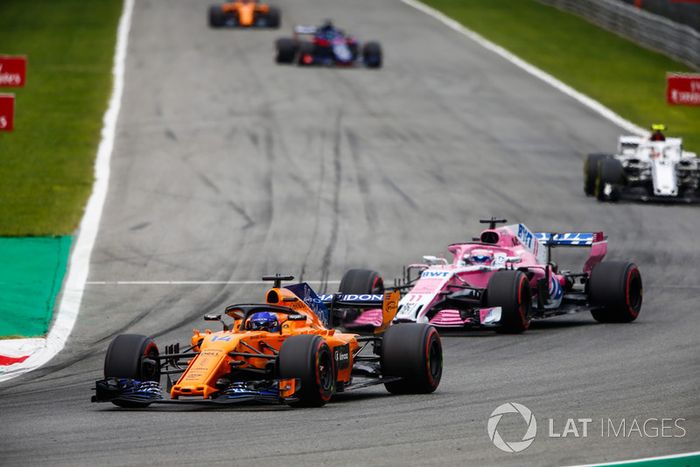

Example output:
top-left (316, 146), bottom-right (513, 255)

top-left (208, 0), bottom-right (280, 28)
top-left (92, 275), bottom-right (442, 408)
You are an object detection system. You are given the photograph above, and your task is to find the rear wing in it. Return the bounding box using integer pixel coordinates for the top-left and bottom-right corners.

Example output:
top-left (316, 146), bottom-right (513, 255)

top-left (293, 25), bottom-right (317, 35)
top-left (285, 283), bottom-right (399, 332)
top-left (535, 232), bottom-right (605, 247)
top-left (319, 291), bottom-right (400, 333)
top-left (535, 232), bottom-right (607, 274)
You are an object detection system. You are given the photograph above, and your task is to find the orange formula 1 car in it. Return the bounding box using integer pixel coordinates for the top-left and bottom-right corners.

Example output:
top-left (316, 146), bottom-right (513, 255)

top-left (208, 0), bottom-right (280, 28)
top-left (91, 275), bottom-right (442, 408)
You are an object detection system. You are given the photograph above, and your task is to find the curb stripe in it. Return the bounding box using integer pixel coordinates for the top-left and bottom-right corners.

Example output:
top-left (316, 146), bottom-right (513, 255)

top-left (0, 0), bottom-right (135, 382)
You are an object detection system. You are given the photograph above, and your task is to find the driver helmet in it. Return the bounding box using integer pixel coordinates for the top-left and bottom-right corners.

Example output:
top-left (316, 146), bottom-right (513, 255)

top-left (248, 312), bottom-right (280, 332)
top-left (468, 249), bottom-right (493, 265)
top-left (650, 123), bottom-right (666, 142)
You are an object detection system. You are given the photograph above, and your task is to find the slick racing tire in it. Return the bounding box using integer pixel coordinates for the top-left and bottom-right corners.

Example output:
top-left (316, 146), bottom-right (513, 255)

top-left (595, 158), bottom-right (624, 202)
top-left (275, 38), bottom-right (297, 64)
top-left (279, 335), bottom-right (335, 407)
top-left (208, 5), bottom-right (225, 27)
top-left (339, 269), bottom-right (384, 295)
top-left (589, 261), bottom-right (642, 323)
top-left (104, 334), bottom-right (160, 408)
top-left (337, 269), bottom-right (384, 325)
top-left (266, 6), bottom-right (281, 28)
top-left (584, 154), bottom-right (609, 196)
top-left (381, 323), bottom-right (442, 394)
top-left (362, 41), bottom-right (382, 68)
top-left (104, 334), bottom-right (160, 381)
top-left (297, 41), bottom-right (315, 65)
top-left (487, 270), bottom-right (532, 334)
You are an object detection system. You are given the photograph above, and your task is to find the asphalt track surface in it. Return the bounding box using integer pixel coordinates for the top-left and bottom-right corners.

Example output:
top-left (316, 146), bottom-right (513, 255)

top-left (1, 0), bottom-right (698, 465)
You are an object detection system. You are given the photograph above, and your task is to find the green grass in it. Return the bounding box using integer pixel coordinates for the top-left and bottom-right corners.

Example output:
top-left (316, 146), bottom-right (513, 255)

top-left (422, 0), bottom-right (700, 152)
top-left (0, 0), bottom-right (122, 236)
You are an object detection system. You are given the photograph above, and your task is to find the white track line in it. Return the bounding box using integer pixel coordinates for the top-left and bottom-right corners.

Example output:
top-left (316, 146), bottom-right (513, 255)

top-left (0, 0), bottom-right (135, 382)
top-left (565, 450), bottom-right (700, 466)
top-left (401, 0), bottom-right (648, 137)
top-left (86, 280), bottom-right (341, 285)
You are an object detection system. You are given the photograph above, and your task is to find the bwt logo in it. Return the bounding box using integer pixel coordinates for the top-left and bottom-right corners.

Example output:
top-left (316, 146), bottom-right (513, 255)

top-left (487, 402), bottom-right (537, 453)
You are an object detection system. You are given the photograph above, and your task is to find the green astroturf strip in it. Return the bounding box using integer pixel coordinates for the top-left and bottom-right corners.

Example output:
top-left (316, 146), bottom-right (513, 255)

top-left (588, 452), bottom-right (700, 466)
top-left (0, 236), bottom-right (72, 338)
top-left (0, 0), bottom-right (122, 236)
top-left (420, 0), bottom-right (700, 153)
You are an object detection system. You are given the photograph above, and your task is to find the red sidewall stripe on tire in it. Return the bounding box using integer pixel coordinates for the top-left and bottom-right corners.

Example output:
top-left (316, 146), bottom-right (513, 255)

top-left (424, 328), bottom-right (440, 387)
top-left (625, 268), bottom-right (641, 319)
top-left (313, 341), bottom-right (333, 401)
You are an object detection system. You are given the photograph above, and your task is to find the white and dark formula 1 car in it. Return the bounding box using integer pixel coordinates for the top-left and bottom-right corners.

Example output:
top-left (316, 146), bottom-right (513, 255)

top-left (584, 124), bottom-right (699, 203)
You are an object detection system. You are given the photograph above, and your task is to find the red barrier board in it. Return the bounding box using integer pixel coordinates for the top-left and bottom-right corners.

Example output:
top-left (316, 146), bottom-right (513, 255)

top-left (667, 73), bottom-right (700, 105)
top-left (0, 94), bottom-right (15, 131)
top-left (0, 56), bottom-right (27, 87)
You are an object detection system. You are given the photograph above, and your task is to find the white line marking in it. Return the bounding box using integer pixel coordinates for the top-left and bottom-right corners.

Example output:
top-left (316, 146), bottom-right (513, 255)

top-left (401, 0), bottom-right (648, 137)
top-left (86, 280), bottom-right (341, 285)
top-left (565, 450), bottom-right (700, 467)
top-left (0, 0), bottom-right (135, 382)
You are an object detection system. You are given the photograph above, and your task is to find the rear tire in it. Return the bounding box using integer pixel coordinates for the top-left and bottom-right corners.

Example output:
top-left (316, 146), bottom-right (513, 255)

top-left (208, 5), bottom-right (225, 27)
top-left (337, 269), bottom-right (384, 326)
top-left (266, 6), bottom-right (281, 28)
top-left (381, 323), bottom-right (442, 394)
top-left (339, 269), bottom-right (384, 294)
top-left (595, 158), bottom-right (624, 202)
top-left (589, 262), bottom-right (642, 323)
top-left (584, 154), bottom-right (608, 196)
top-left (487, 270), bottom-right (532, 334)
top-left (362, 41), bottom-right (382, 68)
top-left (279, 335), bottom-right (334, 407)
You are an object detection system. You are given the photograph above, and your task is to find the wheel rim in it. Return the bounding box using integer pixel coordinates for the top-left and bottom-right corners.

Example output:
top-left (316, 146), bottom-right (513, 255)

top-left (141, 344), bottom-right (159, 381)
top-left (316, 347), bottom-right (334, 398)
top-left (518, 277), bottom-right (532, 328)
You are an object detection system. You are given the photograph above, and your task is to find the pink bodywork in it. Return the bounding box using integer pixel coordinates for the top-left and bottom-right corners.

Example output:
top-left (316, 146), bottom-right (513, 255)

top-left (346, 224), bottom-right (607, 328)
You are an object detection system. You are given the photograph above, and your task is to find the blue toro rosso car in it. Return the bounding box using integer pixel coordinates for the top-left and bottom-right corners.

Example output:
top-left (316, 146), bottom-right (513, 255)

top-left (275, 21), bottom-right (382, 68)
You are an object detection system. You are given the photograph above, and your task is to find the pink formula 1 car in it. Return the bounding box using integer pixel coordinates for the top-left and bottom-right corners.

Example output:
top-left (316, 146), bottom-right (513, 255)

top-left (331, 219), bottom-right (642, 333)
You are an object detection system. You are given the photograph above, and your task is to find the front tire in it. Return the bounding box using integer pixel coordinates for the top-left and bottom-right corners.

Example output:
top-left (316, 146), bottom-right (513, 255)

top-left (278, 335), bottom-right (335, 407)
top-left (584, 154), bottom-right (608, 196)
top-left (362, 41), bottom-right (382, 68)
top-left (381, 323), bottom-right (442, 394)
top-left (104, 334), bottom-right (160, 408)
top-left (104, 334), bottom-right (160, 381)
top-left (487, 270), bottom-right (532, 333)
top-left (589, 262), bottom-right (642, 323)
top-left (595, 158), bottom-right (624, 202)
